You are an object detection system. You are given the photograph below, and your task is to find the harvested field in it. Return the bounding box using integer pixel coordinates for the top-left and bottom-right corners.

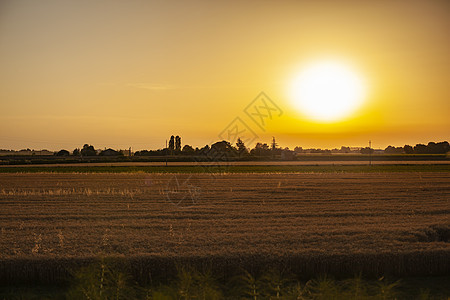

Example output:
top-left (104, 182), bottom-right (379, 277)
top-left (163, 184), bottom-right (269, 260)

top-left (0, 172), bottom-right (449, 283)
top-left (1, 163), bottom-right (450, 174)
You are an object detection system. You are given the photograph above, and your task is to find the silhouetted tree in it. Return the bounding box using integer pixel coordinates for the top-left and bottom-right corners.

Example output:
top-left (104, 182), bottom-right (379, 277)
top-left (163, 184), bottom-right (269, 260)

top-left (207, 141), bottom-right (235, 161)
top-left (294, 146), bottom-right (303, 153)
top-left (412, 142), bottom-right (450, 154)
top-left (197, 145), bottom-right (210, 156)
top-left (133, 150), bottom-right (148, 156)
top-left (175, 136), bottom-right (181, 152)
top-left (72, 148), bottom-right (80, 156)
top-left (210, 141), bottom-right (233, 153)
top-left (56, 150), bottom-right (70, 156)
top-left (270, 137), bottom-right (282, 157)
top-left (168, 136), bottom-right (175, 153)
top-left (182, 144), bottom-right (195, 154)
top-left (414, 144), bottom-right (428, 154)
top-left (360, 147), bottom-right (373, 154)
top-left (235, 138), bottom-right (248, 158)
top-left (438, 141), bottom-right (450, 153)
top-left (250, 143), bottom-right (271, 156)
top-left (404, 145), bottom-right (414, 154)
top-left (271, 137), bottom-right (278, 151)
top-left (81, 144), bottom-right (96, 156)
top-left (428, 141), bottom-right (450, 154)
top-left (340, 146), bottom-right (350, 153)
top-left (385, 145), bottom-right (403, 154)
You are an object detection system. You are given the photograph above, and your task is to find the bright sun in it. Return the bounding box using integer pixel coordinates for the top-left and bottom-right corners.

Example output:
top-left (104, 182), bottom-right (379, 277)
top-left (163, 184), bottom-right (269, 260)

top-left (289, 60), bottom-right (367, 122)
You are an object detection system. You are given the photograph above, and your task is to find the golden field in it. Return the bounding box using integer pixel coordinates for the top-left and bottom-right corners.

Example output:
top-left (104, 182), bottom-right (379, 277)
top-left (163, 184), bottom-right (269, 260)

top-left (0, 172), bottom-right (449, 283)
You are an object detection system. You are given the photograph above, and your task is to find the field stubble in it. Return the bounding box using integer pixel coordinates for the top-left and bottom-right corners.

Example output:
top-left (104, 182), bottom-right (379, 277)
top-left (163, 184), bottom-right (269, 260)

top-left (0, 172), bottom-right (449, 284)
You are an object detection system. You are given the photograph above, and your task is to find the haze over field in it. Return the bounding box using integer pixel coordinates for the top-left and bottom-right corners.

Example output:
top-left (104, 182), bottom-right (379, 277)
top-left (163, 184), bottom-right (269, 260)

top-left (0, 0), bottom-right (449, 150)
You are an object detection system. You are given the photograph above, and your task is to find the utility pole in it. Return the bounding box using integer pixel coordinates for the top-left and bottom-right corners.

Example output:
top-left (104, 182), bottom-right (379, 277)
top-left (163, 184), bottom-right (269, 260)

top-left (369, 140), bottom-right (372, 166)
top-left (165, 140), bottom-right (168, 167)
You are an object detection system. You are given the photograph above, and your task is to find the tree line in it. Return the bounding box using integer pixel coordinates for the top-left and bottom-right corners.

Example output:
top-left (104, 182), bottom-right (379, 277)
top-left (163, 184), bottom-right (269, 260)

top-left (56, 144), bottom-right (126, 157)
top-left (54, 139), bottom-right (450, 157)
top-left (383, 141), bottom-right (450, 154)
top-left (134, 137), bottom-right (282, 158)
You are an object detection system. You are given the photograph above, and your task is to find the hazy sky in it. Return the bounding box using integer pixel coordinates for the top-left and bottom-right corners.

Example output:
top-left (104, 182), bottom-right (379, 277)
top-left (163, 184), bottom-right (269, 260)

top-left (1, 0), bottom-right (449, 150)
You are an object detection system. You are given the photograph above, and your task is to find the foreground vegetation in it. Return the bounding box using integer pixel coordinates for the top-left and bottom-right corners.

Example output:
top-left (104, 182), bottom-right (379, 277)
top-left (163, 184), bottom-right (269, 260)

top-left (1, 260), bottom-right (449, 299)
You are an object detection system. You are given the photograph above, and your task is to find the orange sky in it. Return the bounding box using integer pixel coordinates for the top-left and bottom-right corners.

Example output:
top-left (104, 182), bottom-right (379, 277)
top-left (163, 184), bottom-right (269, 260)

top-left (0, 0), bottom-right (449, 151)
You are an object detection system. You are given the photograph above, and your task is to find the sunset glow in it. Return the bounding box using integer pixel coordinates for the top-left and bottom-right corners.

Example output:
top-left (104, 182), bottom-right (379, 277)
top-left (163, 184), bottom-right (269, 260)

top-left (0, 1), bottom-right (449, 150)
top-left (289, 60), bottom-right (367, 122)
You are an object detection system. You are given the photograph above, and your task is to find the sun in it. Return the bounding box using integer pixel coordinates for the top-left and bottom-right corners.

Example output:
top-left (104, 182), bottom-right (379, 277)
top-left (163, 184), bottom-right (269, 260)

top-left (289, 60), bottom-right (367, 122)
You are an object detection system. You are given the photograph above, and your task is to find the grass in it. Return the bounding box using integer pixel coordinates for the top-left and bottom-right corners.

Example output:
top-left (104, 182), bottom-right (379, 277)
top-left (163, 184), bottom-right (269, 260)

top-left (0, 164), bottom-right (450, 173)
top-left (1, 261), bottom-right (449, 299)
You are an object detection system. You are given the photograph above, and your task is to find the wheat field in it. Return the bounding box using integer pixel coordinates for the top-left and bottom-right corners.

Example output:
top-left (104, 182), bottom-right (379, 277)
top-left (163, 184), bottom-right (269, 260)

top-left (0, 172), bottom-right (449, 284)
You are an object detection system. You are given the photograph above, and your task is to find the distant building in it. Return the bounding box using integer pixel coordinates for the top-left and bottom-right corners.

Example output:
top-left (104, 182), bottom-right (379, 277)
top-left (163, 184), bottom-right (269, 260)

top-left (100, 149), bottom-right (121, 156)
